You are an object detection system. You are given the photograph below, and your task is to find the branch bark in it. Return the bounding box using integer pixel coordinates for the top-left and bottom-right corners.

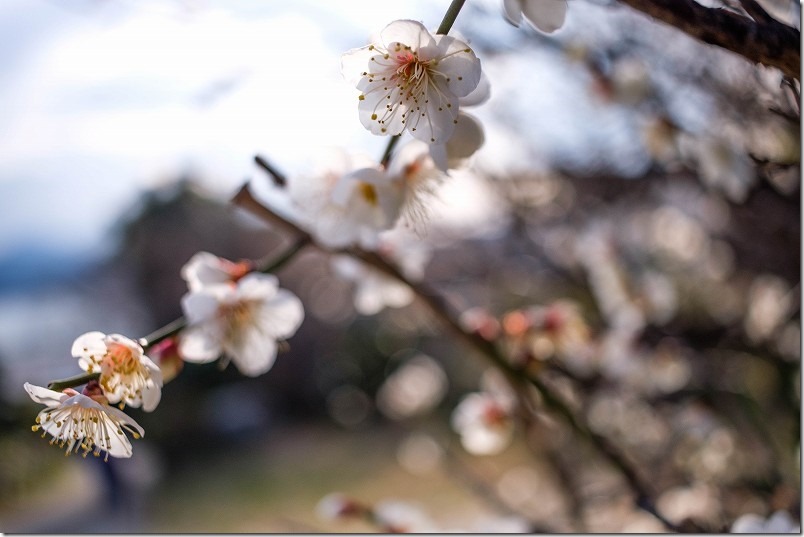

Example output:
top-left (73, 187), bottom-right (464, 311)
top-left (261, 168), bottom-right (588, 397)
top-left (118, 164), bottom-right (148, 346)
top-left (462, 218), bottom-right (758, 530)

top-left (616, 0), bottom-right (800, 79)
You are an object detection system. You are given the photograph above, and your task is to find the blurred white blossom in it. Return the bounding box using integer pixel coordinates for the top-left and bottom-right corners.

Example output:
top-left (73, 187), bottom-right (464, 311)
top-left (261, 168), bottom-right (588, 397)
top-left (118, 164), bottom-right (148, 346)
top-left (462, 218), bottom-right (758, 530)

top-left (181, 251), bottom-right (252, 291)
top-left (373, 499), bottom-right (439, 532)
top-left (376, 354), bottom-right (448, 419)
top-left (180, 270), bottom-right (304, 377)
top-left (451, 382), bottom-right (516, 455)
top-left (731, 510), bottom-right (800, 533)
top-left (289, 150), bottom-right (402, 250)
top-left (502, 0), bottom-right (568, 33)
top-left (331, 255), bottom-right (414, 315)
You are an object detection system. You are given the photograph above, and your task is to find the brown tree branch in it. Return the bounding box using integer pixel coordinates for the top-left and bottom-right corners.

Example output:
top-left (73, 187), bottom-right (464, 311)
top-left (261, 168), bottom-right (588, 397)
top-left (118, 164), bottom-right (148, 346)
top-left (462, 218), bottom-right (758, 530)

top-left (232, 177), bottom-right (682, 532)
top-left (616, 0), bottom-right (800, 79)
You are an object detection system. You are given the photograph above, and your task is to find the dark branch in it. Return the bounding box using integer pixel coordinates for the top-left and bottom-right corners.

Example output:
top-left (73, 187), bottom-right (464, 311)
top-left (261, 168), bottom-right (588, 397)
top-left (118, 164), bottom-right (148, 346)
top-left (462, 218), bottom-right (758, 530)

top-left (616, 0), bottom-right (800, 79)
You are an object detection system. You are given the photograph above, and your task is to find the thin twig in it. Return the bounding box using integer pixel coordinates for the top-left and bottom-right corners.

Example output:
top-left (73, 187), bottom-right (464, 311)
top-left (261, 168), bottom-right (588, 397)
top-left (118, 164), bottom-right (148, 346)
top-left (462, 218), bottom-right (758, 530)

top-left (254, 154), bottom-right (288, 187)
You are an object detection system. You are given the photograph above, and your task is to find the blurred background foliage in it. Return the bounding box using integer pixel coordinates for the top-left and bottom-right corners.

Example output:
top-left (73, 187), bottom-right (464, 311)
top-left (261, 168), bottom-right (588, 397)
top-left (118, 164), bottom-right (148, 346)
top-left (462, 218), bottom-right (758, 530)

top-left (0, 0), bottom-right (799, 533)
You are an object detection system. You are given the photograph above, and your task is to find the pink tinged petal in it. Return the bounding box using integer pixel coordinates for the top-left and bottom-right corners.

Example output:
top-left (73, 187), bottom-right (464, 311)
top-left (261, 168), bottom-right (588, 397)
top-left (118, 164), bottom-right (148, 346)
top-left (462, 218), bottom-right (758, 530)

top-left (521, 0), bottom-right (567, 33)
top-left (24, 383), bottom-right (66, 407)
top-left (502, 0), bottom-right (524, 26)
top-left (181, 251), bottom-right (232, 290)
top-left (459, 73), bottom-right (491, 107)
top-left (379, 20), bottom-right (435, 51)
top-left (256, 290), bottom-right (305, 339)
top-left (105, 333), bottom-right (143, 352)
top-left (341, 45), bottom-right (379, 86)
top-left (179, 325), bottom-right (223, 363)
top-left (432, 35), bottom-right (482, 98)
top-left (225, 328), bottom-right (279, 377)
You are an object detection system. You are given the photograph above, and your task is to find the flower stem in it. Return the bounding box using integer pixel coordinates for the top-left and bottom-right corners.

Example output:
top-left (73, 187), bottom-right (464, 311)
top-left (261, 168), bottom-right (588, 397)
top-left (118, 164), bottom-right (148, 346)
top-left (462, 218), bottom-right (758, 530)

top-left (48, 372), bottom-right (100, 392)
top-left (378, 0), bottom-right (468, 168)
top-left (436, 0), bottom-right (468, 35)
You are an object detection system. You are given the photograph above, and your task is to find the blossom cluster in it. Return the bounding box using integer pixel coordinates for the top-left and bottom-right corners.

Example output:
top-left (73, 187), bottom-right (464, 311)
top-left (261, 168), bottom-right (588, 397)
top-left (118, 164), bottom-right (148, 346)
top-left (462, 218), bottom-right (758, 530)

top-left (24, 252), bottom-right (303, 459)
top-left (22, 0), bottom-right (569, 466)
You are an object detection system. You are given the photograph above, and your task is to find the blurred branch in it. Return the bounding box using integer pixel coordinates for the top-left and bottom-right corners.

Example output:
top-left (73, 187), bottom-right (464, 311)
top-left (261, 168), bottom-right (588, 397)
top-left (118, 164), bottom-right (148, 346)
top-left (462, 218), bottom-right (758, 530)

top-left (615, 0), bottom-right (800, 79)
top-left (738, 0), bottom-right (775, 24)
top-left (233, 173), bottom-right (682, 532)
top-left (442, 442), bottom-right (554, 531)
top-left (254, 155), bottom-right (288, 187)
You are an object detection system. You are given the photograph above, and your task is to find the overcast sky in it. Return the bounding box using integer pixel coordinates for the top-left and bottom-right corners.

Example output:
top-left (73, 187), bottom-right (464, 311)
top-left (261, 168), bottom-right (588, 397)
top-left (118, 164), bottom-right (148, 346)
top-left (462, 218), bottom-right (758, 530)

top-left (0, 0), bottom-right (662, 264)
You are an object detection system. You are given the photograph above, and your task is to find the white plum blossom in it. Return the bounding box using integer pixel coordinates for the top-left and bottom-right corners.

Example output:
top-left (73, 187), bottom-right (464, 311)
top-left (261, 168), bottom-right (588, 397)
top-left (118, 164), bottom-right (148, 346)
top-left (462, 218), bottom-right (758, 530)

top-left (289, 151), bottom-right (402, 250)
top-left (376, 354), bottom-right (448, 420)
top-left (387, 139), bottom-right (448, 230)
top-left (181, 251), bottom-right (252, 291)
top-left (373, 499), bottom-right (440, 533)
top-left (316, 493), bottom-right (366, 521)
top-left (72, 332), bottom-right (163, 412)
top-left (680, 132), bottom-right (755, 203)
top-left (331, 255), bottom-right (414, 315)
top-left (731, 511), bottom-right (800, 533)
top-left (503, 0), bottom-right (568, 33)
top-left (180, 271), bottom-right (304, 377)
top-left (330, 226), bottom-right (432, 315)
top-left (342, 19), bottom-right (482, 144)
top-left (451, 390), bottom-right (516, 455)
top-left (25, 382), bottom-right (144, 460)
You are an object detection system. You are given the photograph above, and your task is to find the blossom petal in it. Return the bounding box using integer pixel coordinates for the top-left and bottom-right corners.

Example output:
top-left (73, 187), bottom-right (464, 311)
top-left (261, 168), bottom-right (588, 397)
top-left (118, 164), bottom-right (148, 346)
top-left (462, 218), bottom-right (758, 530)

top-left (179, 325), bottom-right (223, 363)
top-left (182, 288), bottom-right (226, 324)
top-left (502, 0), bottom-right (524, 26)
top-left (181, 251), bottom-right (232, 290)
top-left (341, 45), bottom-right (379, 86)
top-left (255, 289), bottom-right (305, 339)
top-left (357, 73), bottom-right (409, 137)
top-left (225, 328), bottom-right (279, 377)
top-left (459, 72), bottom-right (491, 107)
top-left (445, 112), bottom-right (485, 163)
top-left (24, 383), bottom-right (66, 407)
top-left (71, 331), bottom-right (108, 367)
top-left (406, 82), bottom-right (458, 144)
top-left (140, 359), bottom-right (163, 412)
top-left (236, 273), bottom-right (280, 302)
top-left (432, 35), bottom-right (482, 98)
top-left (379, 19), bottom-right (435, 51)
top-left (521, 0), bottom-right (567, 33)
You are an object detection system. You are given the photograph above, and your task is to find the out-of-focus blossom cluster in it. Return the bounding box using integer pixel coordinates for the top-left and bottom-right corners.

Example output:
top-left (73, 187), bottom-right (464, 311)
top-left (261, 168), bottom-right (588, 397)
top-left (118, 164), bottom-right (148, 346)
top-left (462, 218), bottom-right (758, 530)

top-left (316, 493), bottom-right (532, 533)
